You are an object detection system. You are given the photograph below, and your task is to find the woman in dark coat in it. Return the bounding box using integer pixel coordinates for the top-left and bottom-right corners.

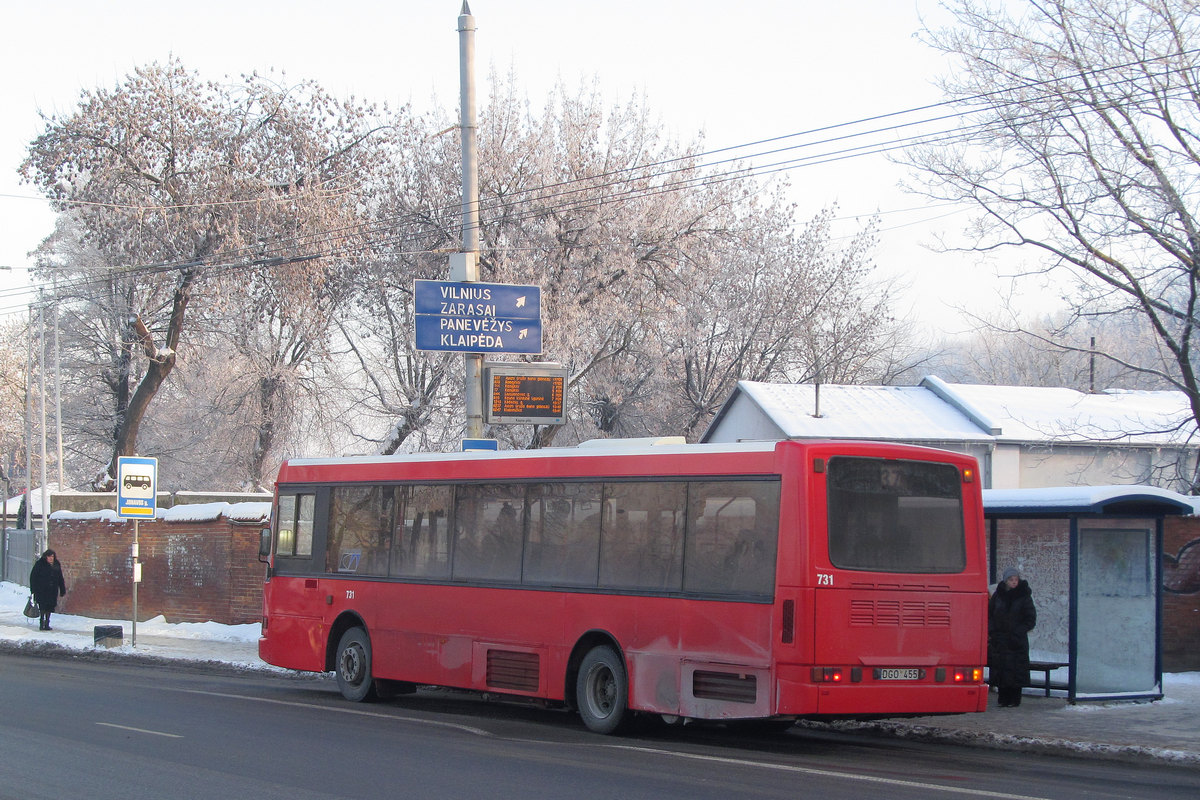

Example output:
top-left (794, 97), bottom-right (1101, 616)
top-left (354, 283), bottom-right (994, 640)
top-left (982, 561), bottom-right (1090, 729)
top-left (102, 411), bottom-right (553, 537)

top-left (29, 549), bottom-right (67, 631)
top-left (988, 567), bottom-right (1036, 707)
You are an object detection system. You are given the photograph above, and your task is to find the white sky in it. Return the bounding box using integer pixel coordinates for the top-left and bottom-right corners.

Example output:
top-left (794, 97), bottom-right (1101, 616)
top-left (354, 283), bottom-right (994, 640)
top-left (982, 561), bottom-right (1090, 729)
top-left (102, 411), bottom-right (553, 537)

top-left (0, 0), bottom-right (1059, 332)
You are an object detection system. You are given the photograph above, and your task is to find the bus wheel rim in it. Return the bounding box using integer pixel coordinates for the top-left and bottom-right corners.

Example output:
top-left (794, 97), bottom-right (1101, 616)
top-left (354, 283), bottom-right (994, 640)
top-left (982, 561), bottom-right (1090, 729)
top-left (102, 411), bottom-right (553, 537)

top-left (587, 665), bottom-right (615, 716)
top-left (340, 644), bottom-right (365, 685)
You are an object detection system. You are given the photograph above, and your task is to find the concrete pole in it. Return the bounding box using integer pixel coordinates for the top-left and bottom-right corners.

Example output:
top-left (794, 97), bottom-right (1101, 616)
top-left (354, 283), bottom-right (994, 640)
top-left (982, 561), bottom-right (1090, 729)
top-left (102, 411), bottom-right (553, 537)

top-left (24, 306), bottom-right (34, 548)
top-left (459, 1), bottom-right (485, 439)
top-left (54, 278), bottom-right (64, 488)
top-left (38, 304), bottom-right (49, 547)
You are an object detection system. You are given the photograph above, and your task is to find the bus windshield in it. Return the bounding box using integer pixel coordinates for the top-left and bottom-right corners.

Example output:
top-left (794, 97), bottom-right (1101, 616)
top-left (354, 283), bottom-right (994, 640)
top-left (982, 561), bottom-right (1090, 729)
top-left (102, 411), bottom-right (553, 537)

top-left (826, 457), bottom-right (966, 573)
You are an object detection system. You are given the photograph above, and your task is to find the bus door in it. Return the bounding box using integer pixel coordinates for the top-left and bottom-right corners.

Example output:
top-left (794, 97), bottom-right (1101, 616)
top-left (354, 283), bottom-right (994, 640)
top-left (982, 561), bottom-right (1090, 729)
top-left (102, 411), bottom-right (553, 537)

top-left (264, 490), bottom-right (329, 671)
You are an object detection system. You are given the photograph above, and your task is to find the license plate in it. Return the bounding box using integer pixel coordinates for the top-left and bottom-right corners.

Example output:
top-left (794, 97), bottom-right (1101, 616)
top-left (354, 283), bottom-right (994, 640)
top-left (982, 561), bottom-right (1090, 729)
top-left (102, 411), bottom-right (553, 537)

top-left (876, 668), bottom-right (923, 681)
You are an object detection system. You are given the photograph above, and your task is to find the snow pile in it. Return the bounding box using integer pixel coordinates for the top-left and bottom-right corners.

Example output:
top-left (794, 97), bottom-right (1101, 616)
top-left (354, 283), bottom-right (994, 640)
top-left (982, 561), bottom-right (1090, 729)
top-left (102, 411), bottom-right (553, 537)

top-left (48, 501), bottom-right (271, 524)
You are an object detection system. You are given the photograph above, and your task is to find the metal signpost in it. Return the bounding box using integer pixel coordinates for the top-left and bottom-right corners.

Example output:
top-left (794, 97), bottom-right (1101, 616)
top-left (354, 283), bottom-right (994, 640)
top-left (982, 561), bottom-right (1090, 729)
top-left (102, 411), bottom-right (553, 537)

top-left (116, 456), bottom-right (157, 646)
top-left (444, 6), bottom-right (565, 442)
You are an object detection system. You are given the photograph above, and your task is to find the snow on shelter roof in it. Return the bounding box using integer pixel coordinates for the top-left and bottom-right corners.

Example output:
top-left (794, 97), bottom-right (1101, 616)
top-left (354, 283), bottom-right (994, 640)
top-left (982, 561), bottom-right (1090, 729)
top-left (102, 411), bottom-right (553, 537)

top-left (984, 485), bottom-right (1196, 516)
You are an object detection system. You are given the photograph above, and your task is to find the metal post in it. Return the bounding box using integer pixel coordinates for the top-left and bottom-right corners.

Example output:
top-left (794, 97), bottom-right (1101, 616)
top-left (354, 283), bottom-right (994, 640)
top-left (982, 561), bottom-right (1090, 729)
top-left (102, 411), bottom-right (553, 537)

top-left (132, 520), bottom-right (139, 647)
top-left (459, 2), bottom-right (485, 439)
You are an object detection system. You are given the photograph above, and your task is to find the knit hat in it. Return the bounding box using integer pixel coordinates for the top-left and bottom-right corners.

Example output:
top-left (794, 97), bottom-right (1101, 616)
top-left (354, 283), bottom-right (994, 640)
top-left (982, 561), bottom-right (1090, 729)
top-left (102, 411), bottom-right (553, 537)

top-left (1001, 567), bottom-right (1020, 581)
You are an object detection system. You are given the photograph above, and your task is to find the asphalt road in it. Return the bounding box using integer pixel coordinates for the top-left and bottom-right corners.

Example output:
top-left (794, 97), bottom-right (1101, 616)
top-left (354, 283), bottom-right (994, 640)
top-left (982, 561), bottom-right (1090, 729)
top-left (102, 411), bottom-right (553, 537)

top-left (1, 652), bottom-right (1197, 800)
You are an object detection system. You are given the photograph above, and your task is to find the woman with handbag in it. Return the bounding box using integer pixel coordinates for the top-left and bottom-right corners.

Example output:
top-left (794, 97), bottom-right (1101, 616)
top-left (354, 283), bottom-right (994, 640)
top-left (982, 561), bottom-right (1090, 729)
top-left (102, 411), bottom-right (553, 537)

top-left (29, 549), bottom-right (67, 631)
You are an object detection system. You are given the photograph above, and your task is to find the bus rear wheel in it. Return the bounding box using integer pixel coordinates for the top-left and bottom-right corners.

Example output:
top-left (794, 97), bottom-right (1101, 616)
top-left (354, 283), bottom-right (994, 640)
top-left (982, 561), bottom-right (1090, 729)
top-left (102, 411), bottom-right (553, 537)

top-left (576, 645), bottom-right (629, 734)
top-left (335, 627), bottom-right (377, 702)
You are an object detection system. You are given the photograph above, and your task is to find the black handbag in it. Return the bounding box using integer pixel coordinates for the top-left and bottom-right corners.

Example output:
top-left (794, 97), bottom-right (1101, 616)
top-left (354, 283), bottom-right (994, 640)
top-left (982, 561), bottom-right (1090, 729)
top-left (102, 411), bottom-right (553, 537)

top-left (23, 595), bottom-right (40, 618)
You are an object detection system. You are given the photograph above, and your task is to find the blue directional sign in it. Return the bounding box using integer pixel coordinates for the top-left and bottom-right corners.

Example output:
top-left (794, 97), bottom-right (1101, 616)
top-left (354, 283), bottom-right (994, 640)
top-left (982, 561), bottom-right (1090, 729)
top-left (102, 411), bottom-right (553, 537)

top-left (116, 456), bottom-right (158, 518)
top-left (414, 279), bottom-right (542, 354)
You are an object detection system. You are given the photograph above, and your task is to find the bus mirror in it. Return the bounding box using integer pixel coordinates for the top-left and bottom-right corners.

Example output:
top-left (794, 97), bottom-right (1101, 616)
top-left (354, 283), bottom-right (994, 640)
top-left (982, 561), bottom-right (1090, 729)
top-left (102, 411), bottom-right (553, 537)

top-left (258, 527), bottom-right (271, 561)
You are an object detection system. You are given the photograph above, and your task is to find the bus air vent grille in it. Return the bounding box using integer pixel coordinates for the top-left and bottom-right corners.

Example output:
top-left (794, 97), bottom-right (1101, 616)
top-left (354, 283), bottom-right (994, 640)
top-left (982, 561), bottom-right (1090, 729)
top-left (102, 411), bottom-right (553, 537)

top-left (850, 600), bottom-right (952, 628)
top-left (486, 650), bottom-right (540, 692)
top-left (693, 670), bottom-right (758, 704)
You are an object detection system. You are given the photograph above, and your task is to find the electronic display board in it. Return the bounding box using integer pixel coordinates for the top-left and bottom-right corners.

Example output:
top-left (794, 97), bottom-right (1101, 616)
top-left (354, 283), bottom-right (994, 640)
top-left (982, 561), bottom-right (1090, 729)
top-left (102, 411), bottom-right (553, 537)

top-left (485, 362), bottom-right (566, 425)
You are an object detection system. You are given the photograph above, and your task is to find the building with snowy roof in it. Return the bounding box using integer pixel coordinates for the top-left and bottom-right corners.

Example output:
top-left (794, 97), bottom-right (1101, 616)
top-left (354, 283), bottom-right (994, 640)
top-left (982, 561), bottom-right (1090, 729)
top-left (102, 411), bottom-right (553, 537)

top-left (702, 377), bottom-right (1199, 492)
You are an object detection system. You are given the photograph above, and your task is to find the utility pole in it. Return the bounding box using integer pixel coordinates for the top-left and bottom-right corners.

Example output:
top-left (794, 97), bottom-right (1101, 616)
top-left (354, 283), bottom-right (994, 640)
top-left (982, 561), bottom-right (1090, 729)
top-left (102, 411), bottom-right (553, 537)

top-left (24, 305), bottom-right (34, 545)
top-left (458, 1), bottom-right (485, 439)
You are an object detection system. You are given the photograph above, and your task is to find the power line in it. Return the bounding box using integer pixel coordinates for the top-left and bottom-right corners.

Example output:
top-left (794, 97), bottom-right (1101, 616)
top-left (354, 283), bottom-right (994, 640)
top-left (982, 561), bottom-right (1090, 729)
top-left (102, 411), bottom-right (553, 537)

top-left (4, 46), bottom-right (1196, 315)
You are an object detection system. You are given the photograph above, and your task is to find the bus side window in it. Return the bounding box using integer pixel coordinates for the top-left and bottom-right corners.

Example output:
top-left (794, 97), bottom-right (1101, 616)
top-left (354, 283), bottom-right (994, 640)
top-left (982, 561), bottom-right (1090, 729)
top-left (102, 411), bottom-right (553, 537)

top-left (523, 483), bottom-right (601, 587)
top-left (327, 486), bottom-right (392, 576)
top-left (295, 494), bottom-right (315, 558)
top-left (277, 493), bottom-right (315, 559)
top-left (392, 485), bottom-right (452, 579)
top-left (452, 485), bottom-right (525, 583)
top-left (683, 480), bottom-right (779, 597)
top-left (599, 481), bottom-right (684, 591)
top-left (277, 495), bottom-right (297, 556)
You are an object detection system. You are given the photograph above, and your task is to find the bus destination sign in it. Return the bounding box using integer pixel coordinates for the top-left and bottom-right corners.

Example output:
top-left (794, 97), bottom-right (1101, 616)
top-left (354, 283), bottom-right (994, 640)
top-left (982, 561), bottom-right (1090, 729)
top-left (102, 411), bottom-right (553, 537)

top-left (485, 362), bottom-right (567, 425)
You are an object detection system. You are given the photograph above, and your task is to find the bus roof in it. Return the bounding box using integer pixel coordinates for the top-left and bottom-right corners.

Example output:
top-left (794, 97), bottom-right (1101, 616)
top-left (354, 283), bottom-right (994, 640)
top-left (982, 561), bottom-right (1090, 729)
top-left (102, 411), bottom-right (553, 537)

top-left (276, 438), bottom-right (977, 485)
top-left (284, 439), bottom-right (780, 469)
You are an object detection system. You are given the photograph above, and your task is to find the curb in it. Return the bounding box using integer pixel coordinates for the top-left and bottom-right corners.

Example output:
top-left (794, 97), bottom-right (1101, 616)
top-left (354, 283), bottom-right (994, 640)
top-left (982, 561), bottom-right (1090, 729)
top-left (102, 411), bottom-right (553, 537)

top-left (796, 719), bottom-right (1200, 769)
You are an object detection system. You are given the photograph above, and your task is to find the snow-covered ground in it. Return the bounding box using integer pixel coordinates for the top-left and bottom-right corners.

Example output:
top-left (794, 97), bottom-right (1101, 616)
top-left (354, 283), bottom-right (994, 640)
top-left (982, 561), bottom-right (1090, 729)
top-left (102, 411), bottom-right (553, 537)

top-left (0, 579), bottom-right (265, 667)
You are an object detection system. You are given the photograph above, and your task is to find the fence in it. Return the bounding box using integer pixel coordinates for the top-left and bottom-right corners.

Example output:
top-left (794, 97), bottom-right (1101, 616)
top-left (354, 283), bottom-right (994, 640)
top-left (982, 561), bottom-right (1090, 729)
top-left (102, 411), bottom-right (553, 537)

top-left (2, 529), bottom-right (36, 586)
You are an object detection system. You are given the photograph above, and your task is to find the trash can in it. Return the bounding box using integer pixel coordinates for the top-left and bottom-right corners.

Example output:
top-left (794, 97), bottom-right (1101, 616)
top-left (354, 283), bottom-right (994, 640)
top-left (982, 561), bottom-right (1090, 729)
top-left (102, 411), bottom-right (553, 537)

top-left (94, 625), bottom-right (123, 648)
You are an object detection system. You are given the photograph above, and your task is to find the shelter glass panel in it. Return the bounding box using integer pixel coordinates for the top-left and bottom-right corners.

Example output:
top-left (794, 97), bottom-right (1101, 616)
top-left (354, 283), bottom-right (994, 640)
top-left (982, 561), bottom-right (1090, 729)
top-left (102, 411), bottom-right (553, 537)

top-left (1076, 521), bottom-right (1158, 695)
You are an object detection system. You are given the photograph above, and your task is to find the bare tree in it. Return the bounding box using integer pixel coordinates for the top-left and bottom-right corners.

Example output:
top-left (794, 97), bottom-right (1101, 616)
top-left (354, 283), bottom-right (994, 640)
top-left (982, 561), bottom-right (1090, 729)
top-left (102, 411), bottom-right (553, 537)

top-left (22, 60), bottom-right (388, 488)
top-left (930, 307), bottom-right (1174, 391)
top-left (905, 0), bottom-right (1200, 431)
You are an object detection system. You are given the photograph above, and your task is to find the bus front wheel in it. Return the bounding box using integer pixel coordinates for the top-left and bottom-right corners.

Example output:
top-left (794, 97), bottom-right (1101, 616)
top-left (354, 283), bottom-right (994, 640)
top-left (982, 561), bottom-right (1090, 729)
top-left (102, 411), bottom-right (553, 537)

top-left (576, 645), bottom-right (629, 734)
top-left (335, 627), bottom-right (377, 702)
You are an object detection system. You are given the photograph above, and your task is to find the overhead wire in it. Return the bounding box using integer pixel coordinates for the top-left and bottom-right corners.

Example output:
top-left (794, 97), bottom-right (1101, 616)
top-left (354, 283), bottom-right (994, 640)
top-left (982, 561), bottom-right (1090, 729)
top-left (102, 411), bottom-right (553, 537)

top-left (2, 45), bottom-right (1196, 316)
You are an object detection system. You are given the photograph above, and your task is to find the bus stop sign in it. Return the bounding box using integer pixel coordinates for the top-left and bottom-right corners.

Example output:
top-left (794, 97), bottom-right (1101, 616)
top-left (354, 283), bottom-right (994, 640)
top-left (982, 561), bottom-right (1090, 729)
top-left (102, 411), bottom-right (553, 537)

top-left (117, 456), bottom-right (158, 518)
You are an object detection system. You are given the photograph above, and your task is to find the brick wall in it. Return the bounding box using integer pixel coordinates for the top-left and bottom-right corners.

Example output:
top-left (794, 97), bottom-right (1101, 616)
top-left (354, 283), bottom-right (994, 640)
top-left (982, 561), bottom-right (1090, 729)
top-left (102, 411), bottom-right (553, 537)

top-left (47, 513), bottom-right (266, 625)
top-left (1164, 516), bottom-right (1200, 672)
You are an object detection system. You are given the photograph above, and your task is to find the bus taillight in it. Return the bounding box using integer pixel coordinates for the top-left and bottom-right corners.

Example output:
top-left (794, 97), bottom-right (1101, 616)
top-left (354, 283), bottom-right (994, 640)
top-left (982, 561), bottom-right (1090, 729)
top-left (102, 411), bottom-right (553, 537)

top-left (952, 668), bottom-right (983, 683)
top-left (812, 667), bottom-right (844, 682)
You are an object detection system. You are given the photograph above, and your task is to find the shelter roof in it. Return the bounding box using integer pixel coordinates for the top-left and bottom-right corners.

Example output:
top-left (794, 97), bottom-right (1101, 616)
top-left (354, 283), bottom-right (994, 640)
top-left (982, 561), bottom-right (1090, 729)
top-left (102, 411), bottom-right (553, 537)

top-left (983, 485), bottom-right (1196, 516)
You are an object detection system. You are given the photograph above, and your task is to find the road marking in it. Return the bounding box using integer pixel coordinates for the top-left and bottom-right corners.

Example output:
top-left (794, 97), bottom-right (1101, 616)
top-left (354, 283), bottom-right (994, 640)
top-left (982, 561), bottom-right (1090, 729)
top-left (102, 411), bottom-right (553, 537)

top-left (174, 689), bottom-right (494, 737)
top-left (173, 689), bottom-right (1050, 798)
top-left (595, 743), bottom-right (1052, 800)
top-left (96, 722), bottom-right (183, 739)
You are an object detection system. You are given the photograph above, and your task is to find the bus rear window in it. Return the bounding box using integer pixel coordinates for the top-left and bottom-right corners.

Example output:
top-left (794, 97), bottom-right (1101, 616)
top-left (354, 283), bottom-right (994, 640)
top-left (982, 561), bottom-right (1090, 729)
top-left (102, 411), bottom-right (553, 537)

top-left (826, 457), bottom-right (966, 573)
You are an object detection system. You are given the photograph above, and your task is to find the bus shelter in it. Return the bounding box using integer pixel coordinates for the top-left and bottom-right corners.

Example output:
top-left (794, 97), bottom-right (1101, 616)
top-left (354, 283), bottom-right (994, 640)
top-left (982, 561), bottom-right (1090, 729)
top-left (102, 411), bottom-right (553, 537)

top-left (983, 486), bottom-right (1193, 703)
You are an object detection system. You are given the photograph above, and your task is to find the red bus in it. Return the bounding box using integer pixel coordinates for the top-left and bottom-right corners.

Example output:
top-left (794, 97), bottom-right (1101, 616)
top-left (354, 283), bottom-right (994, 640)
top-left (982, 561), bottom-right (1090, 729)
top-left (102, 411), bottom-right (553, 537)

top-left (258, 439), bottom-right (988, 733)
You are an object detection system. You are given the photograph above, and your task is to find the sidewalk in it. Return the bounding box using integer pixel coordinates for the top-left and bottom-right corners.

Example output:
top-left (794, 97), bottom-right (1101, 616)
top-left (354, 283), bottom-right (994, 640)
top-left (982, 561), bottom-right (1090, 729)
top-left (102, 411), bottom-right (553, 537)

top-left (800, 680), bottom-right (1200, 766)
top-left (2, 583), bottom-right (1197, 766)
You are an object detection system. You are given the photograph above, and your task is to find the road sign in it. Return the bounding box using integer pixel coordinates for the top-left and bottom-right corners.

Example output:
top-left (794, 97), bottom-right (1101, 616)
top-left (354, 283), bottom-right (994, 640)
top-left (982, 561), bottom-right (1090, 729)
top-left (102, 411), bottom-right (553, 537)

top-left (485, 362), bottom-right (567, 425)
top-left (116, 456), bottom-right (158, 518)
top-left (414, 279), bottom-right (542, 354)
